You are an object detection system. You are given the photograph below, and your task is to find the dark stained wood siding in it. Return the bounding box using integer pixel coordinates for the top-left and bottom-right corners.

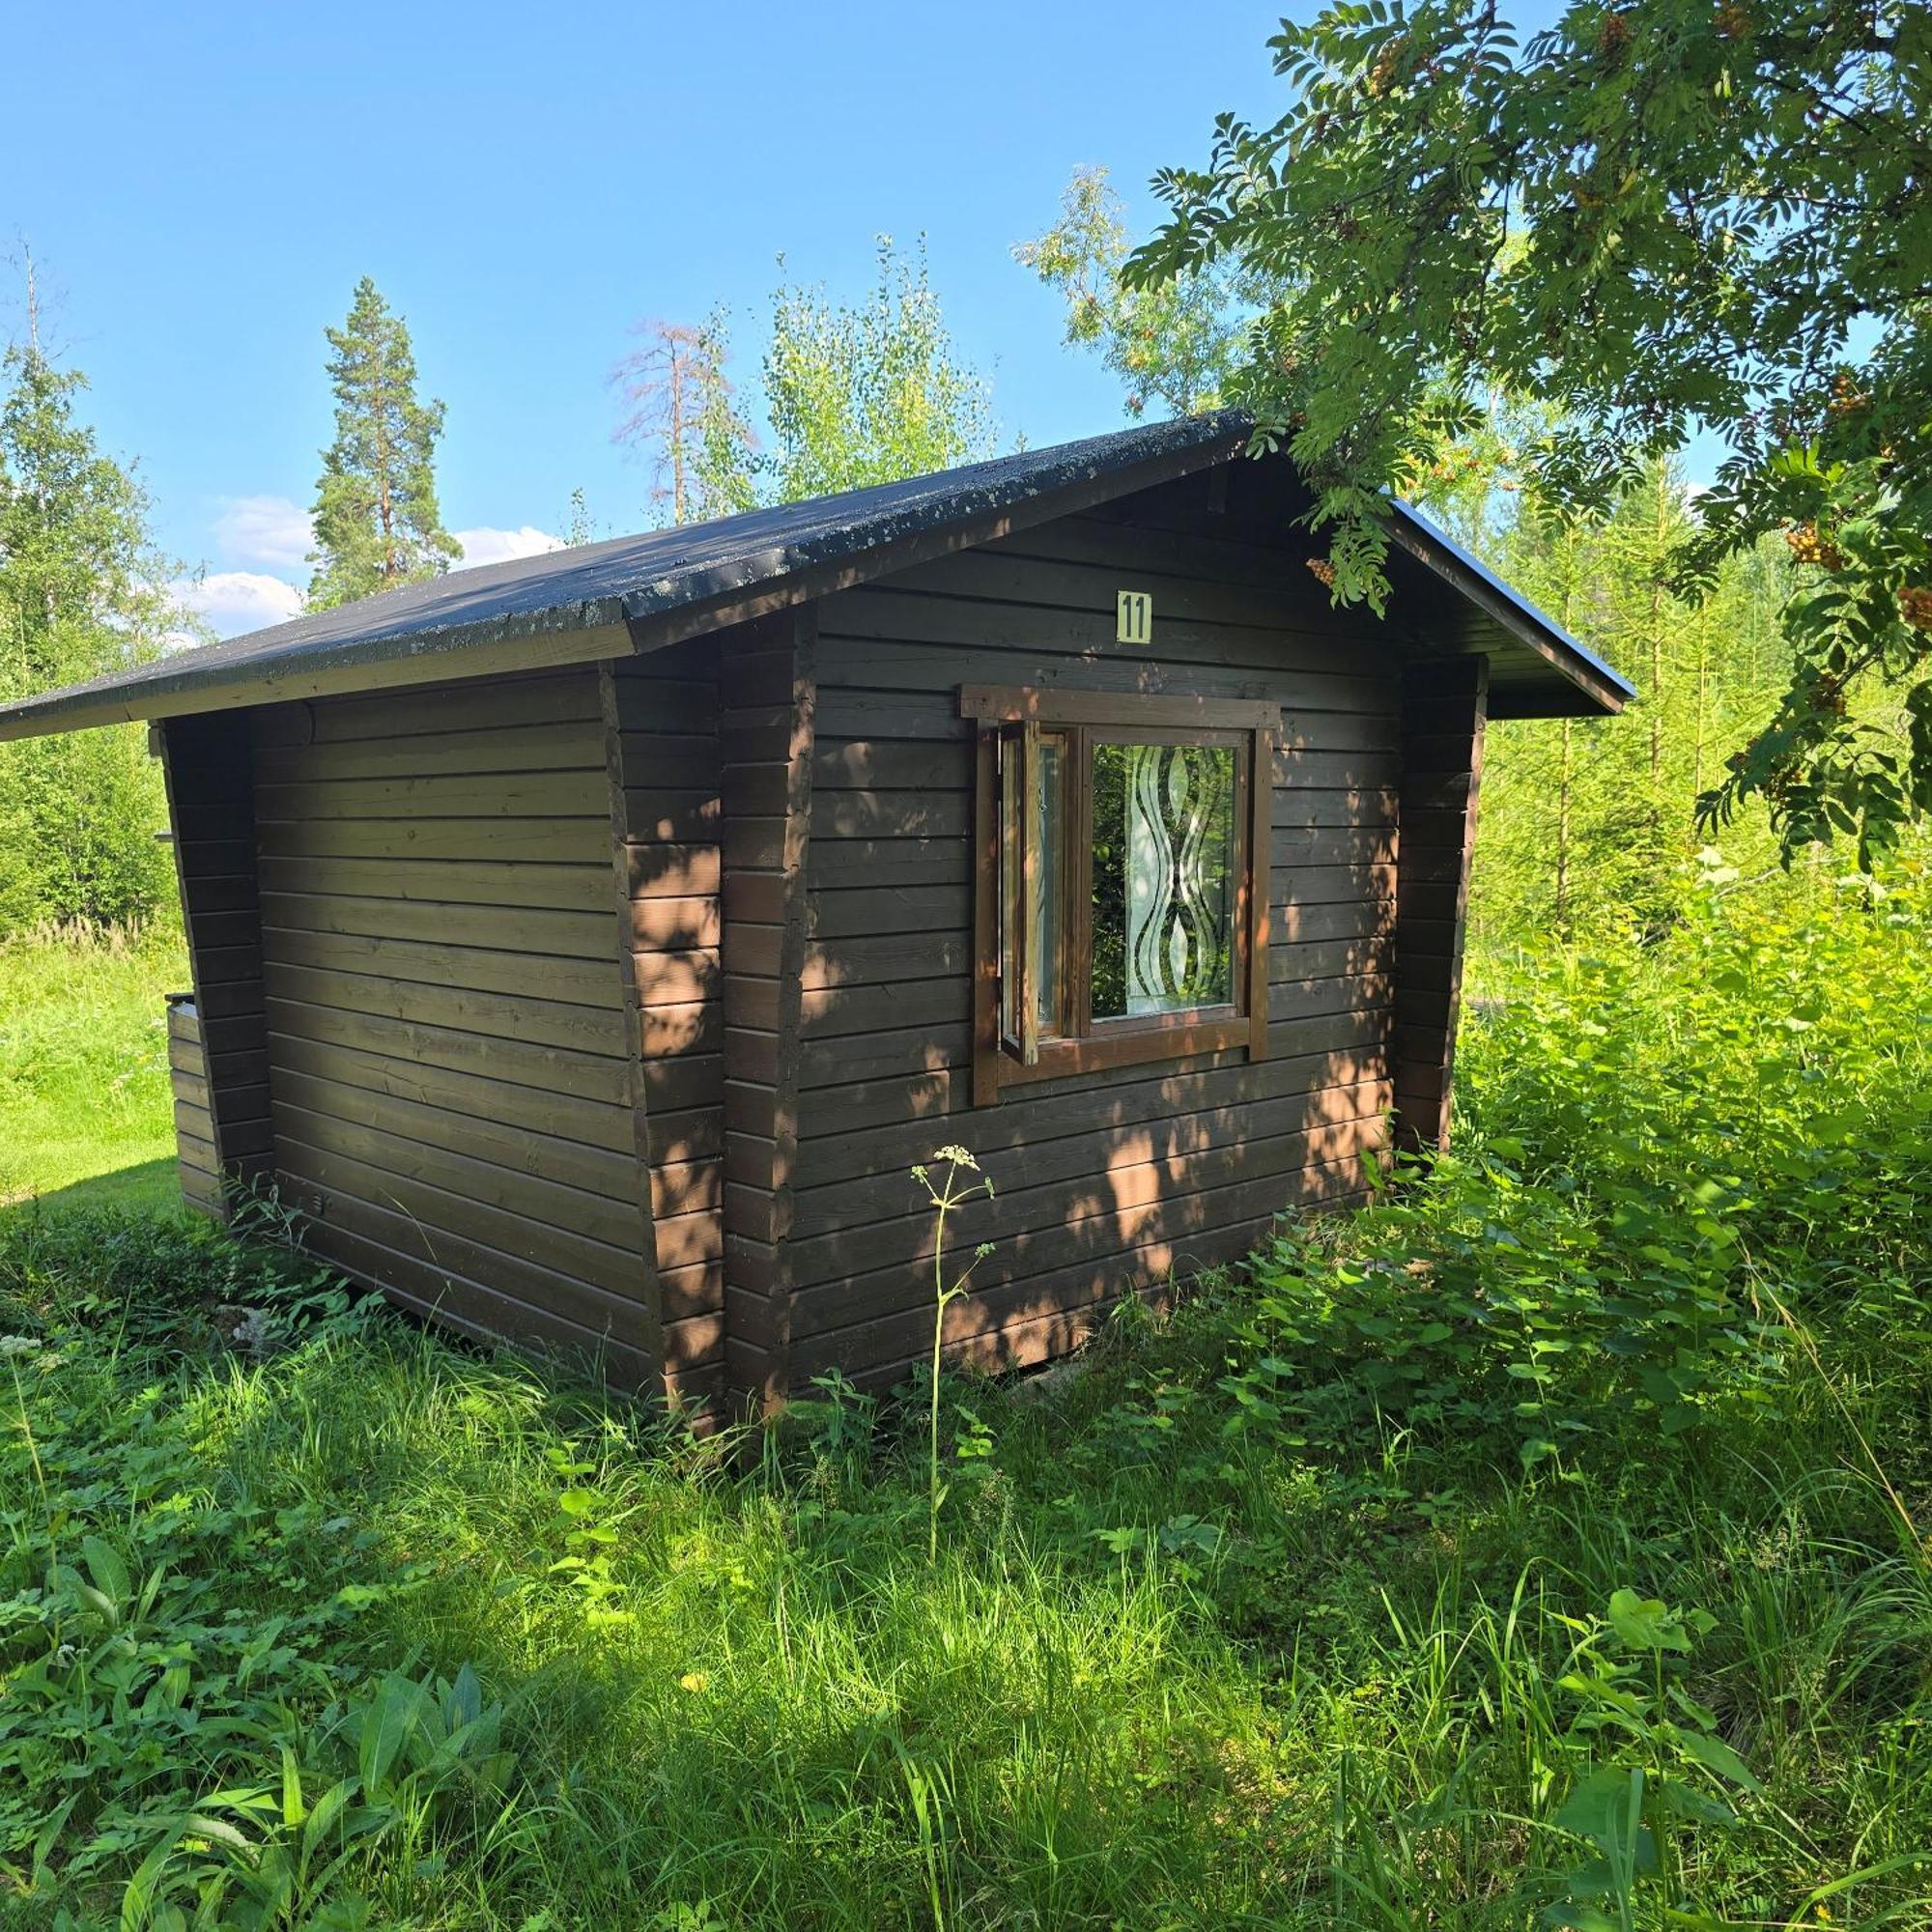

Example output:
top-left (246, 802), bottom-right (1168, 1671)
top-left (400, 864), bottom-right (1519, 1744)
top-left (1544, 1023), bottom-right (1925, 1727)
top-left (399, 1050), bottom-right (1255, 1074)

top-left (159, 712), bottom-right (273, 1215)
top-left (166, 995), bottom-right (222, 1214)
top-left (248, 668), bottom-right (664, 1384)
top-left (1392, 656), bottom-right (1490, 1151)
top-left (782, 469), bottom-right (1406, 1390)
top-left (608, 639), bottom-right (727, 1406)
top-left (712, 611), bottom-right (817, 1411)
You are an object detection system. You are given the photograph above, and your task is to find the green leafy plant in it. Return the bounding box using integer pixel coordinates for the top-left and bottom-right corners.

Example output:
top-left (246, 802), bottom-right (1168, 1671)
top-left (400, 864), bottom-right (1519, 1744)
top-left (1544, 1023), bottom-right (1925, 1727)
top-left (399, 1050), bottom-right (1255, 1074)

top-left (1539, 1590), bottom-right (1760, 1931)
top-left (910, 1147), bottom-right (995, 1563)
top-left (544, 1445), bottom-right (638, 1629)
top-left (117, 1663), bottom-right (512, 1930)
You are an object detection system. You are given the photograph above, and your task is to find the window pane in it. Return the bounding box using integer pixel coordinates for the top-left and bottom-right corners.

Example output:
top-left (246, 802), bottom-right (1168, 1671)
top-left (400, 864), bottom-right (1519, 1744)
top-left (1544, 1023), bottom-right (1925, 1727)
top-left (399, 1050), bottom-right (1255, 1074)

top-left (1091, 740), bottom-right (1236, 1019)
top-left (1000, 730), bottom-right (1066, 1045)
top-left (1000, 752), bottom-right (1021, 1041)
top-left (1033, 737), bottom-right (1064, 1037)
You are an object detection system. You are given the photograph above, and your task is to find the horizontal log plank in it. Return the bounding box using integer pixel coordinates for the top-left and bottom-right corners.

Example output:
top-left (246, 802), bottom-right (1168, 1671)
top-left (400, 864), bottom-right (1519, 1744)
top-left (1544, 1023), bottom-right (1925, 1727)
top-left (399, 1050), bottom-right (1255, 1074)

top-left (789, 1154), bottom-right (1376, 1364)
top-left (259, 890), bottom-right (614, 962)
top-left (263, 923), bottom-right (621, 1009)
top-left (263, 995), bottom-right (629, 1105)
top-left (268, 1031), bottom-right (635, 1152)
top-left (791, 1081), bottom-right (1388, 1239)
top-left (252, 669), bottom-right (603, 748)
top-left (270, 1065), bottom-right (639, 1204)
top-left (257, 853), bottom-right (611, 916)
top-left (272, 1101), bottom-right (645, 1260)
top-left (794, 1052), bottom-right (1390, 1191)
top-left (260, 815), bottom-right (607, 865)
top-left (260, 719), bottom-right (616, 784)
top-left (262, 959), bottom-right (627, 1057)
top-left (255, 770), bottom-right (609, 822)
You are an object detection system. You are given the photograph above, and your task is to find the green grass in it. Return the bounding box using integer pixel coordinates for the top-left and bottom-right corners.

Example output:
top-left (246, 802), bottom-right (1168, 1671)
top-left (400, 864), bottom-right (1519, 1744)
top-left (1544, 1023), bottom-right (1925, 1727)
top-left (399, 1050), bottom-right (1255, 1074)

top-left (0, 924), bottom-right (187, 1213)
top-left (1, 872), bottom-right (1929, 1928)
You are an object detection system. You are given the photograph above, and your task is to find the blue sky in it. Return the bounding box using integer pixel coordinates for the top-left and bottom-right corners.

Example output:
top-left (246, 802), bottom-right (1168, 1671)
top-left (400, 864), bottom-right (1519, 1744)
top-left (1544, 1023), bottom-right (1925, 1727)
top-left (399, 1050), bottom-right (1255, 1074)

top-left (11, 2), bottom-right (1307, 636)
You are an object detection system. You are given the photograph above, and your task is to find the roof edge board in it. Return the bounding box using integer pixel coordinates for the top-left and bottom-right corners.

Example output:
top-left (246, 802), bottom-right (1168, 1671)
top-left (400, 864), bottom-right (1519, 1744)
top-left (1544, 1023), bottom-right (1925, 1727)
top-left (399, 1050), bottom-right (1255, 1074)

top-left (1386, 501), bottom-right (1634, 716)
top-left (0, 621), bottom-right (637, 742)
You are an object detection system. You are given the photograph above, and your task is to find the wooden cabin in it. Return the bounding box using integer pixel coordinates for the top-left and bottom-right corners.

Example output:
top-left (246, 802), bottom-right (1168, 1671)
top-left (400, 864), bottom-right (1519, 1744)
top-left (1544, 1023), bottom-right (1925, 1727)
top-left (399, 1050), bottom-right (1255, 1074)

top-left (0, 414), bottom-right (1631, 1411)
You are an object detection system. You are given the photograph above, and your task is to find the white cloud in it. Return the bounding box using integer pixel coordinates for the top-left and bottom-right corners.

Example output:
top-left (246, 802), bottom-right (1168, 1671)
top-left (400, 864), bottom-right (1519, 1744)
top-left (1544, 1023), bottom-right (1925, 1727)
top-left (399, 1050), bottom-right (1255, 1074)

top-left (176, 570), bottom-right (305, 640)
top-left (451, 526), bottom-right (565, 572)
top-left (213, 495), bottom-right (314, 572)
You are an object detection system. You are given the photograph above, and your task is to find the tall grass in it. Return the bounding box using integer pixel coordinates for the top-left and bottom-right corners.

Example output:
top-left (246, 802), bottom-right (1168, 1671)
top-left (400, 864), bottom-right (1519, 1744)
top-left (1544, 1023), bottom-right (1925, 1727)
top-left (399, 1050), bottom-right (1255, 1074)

top-left (1, 871), bottom-right (1927, 1927)
top-left (0, 921), bottom-right (185, 1210)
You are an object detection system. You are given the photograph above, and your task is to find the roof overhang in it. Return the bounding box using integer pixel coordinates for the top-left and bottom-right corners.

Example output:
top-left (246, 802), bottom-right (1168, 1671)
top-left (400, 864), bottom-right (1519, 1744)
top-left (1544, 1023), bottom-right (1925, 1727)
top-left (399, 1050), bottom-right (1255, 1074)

top-left (1383, 501), bottom-right (1633, 719)
top-left (0, 412), bottom-right (1630, 742)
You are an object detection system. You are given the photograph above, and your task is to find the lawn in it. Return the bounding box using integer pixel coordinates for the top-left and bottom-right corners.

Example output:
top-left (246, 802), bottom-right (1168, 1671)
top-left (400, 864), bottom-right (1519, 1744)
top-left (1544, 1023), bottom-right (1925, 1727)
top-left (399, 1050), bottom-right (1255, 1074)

top-left (0, 924), bottom-right (187, 1214)
top-left (1, 873), bottom-right (1929, 1928)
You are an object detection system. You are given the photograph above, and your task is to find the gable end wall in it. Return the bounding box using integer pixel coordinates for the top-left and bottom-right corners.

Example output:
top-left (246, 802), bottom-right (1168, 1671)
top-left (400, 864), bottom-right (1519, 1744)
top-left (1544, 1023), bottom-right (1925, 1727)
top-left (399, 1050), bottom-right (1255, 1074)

top-left (775, 475), bottom-right (1408, 1392)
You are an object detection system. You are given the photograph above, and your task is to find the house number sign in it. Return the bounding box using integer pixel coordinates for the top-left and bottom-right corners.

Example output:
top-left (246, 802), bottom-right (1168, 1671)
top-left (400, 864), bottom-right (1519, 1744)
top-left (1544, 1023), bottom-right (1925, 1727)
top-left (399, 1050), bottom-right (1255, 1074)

top-left (1116, 588), bottom-right (1152, 644)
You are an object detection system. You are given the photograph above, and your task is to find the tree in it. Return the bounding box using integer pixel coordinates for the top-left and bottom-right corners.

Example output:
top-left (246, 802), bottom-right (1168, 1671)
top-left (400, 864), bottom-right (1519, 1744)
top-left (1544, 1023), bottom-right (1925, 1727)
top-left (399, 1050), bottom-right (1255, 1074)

top-left (1014, 165), bottom-right (1254, 417)
top-left (1472, 468), bottom-right (1797, 950)
top-left (307, 277), bottom-right (457, 609)
top-left (758, 238), bottom-right (996, 502)
top-left (1128, 0), bottom-right (1931, 864)
top-left (0, 253), bottom-right (183, 929)
top-left (620, 239), bottom-right (998, 518)
top-left (611, 314), bottom-right (756, 526)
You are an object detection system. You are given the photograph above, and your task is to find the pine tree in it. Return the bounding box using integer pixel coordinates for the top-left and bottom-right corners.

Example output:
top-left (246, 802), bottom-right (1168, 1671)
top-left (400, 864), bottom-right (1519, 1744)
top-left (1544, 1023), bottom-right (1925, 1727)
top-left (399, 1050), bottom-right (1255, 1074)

top-left (0, 254), bottom-right (182, 929)
top-left (307, 278), bottom-right (457, 609)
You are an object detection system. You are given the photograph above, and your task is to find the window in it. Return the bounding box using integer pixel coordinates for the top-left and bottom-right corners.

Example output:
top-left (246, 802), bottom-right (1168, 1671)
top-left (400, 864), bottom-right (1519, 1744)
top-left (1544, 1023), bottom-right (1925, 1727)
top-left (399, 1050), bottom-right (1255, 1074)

top-left (965, 687), bottom-right (1274, 1100)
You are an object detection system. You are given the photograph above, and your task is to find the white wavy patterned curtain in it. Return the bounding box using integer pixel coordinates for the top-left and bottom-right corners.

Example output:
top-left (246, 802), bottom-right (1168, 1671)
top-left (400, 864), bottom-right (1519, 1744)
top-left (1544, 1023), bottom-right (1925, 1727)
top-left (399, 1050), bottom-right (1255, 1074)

top-left (1122, 744), bottom-right (1233, 1014)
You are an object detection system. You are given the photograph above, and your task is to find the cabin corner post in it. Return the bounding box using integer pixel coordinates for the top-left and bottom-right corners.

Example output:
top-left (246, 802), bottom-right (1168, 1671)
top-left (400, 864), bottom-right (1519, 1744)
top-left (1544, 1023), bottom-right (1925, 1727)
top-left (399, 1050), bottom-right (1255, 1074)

top-left (156, 713), bottom-right (274, 1217)
top-left (1391, 656), bottom-right (1490, 1153)
top-left (718, 608), bottom-right (818, 1415)
top-left (597, 663), bottom-right (669, 1393)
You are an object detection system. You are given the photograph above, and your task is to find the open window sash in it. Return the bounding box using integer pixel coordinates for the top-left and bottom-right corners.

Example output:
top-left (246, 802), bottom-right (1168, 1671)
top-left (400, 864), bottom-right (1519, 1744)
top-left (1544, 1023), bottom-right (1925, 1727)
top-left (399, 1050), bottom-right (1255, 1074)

top-left (998, 721), bottom-right (1043, 1065)
top-left (971, 685), bottom-right (1274, 1103)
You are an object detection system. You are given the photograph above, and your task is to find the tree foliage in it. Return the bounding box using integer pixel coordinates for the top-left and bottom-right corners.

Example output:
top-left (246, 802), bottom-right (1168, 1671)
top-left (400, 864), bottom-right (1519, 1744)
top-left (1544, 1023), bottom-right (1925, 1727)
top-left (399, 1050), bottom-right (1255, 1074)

top-left (308, 277), bottom-right (458, 610)
top-left (758, 239), bottom-right (996, 502)
top-left (0, 322), bottom-right (182, 931)
top-left (1473, 469), bottom-right (1800, 947)
top-left (1127, 0), bottom-right (1932, 863)
top-left (621, 239), bottom-right (998, 520)
top-left (1014, 166), bottom-right (1254, 417)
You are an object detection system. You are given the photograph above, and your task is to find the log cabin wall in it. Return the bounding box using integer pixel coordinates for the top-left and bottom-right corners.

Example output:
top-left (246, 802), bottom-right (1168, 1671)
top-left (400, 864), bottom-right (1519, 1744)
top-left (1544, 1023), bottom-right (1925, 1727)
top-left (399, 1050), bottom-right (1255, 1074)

top-left (779, 470), bottom-right (1407, 1392)
top-left (607, 639), bottom-right (729, 1407)
top-left (1391, 656), bottom-right (1490, 1151)
top-left (710, 611), bottom-right (817, 1412)
top-left (244, 667), bottom-right (665, 1384)
top-left (160, 711), bottom-right (275, 1215)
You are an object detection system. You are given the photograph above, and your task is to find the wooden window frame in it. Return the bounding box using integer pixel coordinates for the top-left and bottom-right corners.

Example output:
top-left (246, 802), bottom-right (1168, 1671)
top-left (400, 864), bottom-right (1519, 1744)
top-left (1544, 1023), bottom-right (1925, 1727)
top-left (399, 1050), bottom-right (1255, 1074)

top-left (965, 686), bottom-right (1274, 1104)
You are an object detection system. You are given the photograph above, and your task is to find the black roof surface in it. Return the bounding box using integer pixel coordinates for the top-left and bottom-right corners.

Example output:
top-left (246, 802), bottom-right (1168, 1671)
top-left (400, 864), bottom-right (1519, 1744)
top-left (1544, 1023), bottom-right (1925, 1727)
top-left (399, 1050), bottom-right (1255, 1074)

top-left (0, 411), bottom-right (1632, 740)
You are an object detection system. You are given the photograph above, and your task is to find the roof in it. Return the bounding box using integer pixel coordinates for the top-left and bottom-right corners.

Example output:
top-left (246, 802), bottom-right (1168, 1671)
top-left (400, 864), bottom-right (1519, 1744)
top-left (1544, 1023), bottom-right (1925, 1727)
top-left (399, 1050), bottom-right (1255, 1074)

top-left (0, 412), bottom-right (1632, 741)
